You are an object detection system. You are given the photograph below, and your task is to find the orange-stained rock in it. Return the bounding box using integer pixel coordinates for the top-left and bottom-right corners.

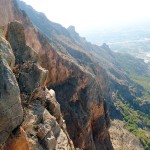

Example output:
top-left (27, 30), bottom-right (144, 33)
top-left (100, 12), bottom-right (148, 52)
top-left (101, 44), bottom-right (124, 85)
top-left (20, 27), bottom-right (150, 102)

top-left (4, 127), bottom-right (30, 150)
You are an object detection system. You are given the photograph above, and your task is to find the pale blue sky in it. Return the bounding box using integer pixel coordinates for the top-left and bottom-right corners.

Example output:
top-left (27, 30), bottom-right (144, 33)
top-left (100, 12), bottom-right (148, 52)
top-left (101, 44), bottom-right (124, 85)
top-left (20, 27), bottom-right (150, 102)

top-left (21, 0), bottom-right (150, 33)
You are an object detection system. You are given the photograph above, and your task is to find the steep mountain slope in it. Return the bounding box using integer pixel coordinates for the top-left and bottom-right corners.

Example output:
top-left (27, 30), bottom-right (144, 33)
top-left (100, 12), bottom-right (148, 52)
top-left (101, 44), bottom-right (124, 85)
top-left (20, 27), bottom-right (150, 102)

top-left (16, 1), bottom-right (150, 149)
top-left (0, 0), bottom-right (149, 149)
top-left (0, 0), bottom-right (113, 149)
top-left (115, 53), bottom-right (150, 114)
top-left (17, 0), bottom-right (145, 112)
top-left (16, 0), bottom-right (143, 103)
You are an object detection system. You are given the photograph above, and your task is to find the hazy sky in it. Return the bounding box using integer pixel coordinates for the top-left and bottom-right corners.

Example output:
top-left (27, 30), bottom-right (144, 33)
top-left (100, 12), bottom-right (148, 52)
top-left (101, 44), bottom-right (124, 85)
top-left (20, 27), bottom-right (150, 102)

top-left (22, 0), bottom-right (150, 33)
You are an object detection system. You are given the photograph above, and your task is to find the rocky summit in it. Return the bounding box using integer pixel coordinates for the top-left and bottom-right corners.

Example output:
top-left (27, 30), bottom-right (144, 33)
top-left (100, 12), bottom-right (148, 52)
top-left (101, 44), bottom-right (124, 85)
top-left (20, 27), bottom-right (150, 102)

top-left (0, 0), bottom-right (149, 150)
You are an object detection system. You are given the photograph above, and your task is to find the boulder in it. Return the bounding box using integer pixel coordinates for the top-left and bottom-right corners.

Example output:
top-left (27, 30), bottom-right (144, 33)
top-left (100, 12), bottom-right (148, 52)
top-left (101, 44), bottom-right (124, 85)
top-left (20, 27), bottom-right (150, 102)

top-left (18, 62), bottom-right (48, 93)
top-left (42, 109), bottom-right (61, 138)
top-left (37, 124), bottom-right (57, 150)
top-left (43, 134), bottom-right (57, 150)
top-left (42, 109), bottom-right (73, 150)
top-left (45, 88), bottom-right (62, 124)
top-left (37, 124), bottom-right (51, 140)
top-left (6, 21), bottom-right (48, 94)
top-left (6, 21), bottom-right (39, 64)
top-left (0, 35), bottom-right (15, 68)
top-left (0, 58), bottom-right (23, 144)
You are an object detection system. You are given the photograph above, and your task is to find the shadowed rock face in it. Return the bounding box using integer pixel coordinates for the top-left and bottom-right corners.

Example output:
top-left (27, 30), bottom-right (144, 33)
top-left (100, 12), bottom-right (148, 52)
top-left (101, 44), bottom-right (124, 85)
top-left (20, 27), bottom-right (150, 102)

top-left (38, 34), bottom-right (113, 149)
top-left (0, 35), bottom-right (23, 144)
top-left (52, 75), bottom-right (112, 149)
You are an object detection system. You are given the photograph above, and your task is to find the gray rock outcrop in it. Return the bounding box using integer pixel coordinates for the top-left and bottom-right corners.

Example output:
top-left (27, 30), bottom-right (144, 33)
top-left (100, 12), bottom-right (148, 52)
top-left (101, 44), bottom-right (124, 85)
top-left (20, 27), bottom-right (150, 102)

top-left (18, 62), bottom-right (48, 93)
top-left (0, 35), bottom-right (23, 144)
top-left (6, 21), bottom-right (39, 64)
top-left (0, 36), bottom-right (15, 68)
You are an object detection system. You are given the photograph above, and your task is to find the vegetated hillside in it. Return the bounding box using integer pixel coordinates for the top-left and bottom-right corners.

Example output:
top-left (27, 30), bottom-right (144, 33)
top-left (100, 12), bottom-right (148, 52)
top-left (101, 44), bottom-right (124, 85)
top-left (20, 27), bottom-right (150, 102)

top-left (17, 0), bottom-right (150, 149)
top-left (115, 53), bottom-right (150, 113)
top-left (114, 53), bottom-right (150, 149)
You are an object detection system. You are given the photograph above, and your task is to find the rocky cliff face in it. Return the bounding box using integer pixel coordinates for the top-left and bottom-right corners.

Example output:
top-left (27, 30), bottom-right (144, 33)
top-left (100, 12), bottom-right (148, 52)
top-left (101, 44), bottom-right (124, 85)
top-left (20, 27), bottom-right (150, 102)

top-left (0, 21), bottom-right (74, 150)
top-left (0, 31), bottom-right (23, 145)
top-left (0, 0), bottom-right (147, 149)
top-left (0, 0), bottom-right (114, 149)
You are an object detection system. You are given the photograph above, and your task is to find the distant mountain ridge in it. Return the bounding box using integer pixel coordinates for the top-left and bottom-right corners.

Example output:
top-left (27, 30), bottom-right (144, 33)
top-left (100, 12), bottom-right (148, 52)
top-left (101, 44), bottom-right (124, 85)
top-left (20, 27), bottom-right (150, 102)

top-left (82, 20), bottom-right (150, 63)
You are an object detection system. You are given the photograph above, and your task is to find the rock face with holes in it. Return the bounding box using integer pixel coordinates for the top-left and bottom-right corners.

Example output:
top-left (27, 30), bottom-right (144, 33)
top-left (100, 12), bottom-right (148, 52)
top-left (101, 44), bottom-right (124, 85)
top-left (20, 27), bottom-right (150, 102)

top-left (0, 34), bottom-right (23, 145)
